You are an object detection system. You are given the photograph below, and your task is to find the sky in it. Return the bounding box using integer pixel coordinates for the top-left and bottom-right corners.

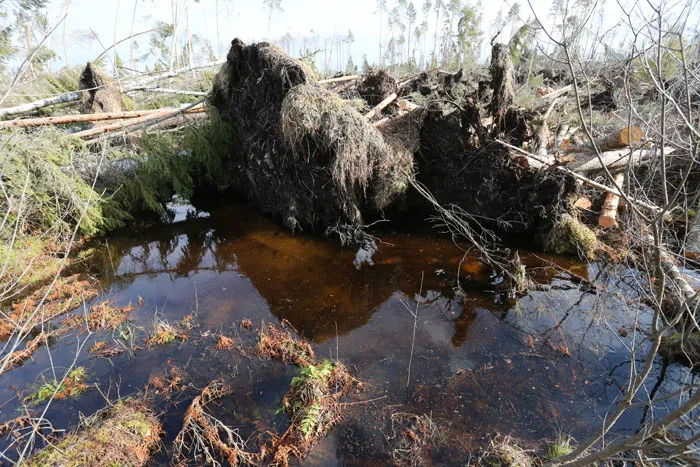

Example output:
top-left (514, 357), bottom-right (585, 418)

top-left (37, 0), bottom-right (552, 70)
top-left (28, 0), bottom-right (700, 73)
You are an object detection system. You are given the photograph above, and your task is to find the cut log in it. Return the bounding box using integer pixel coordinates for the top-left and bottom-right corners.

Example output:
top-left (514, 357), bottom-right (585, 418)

top-left (574, 197), bottom-right (592, 210)
top-left (600, 126), bottom-right (644, 151)
top-left (364, 92), bottom-right (398, 120)
top-left (568, 147), bottom-right (675, 173)
top-left (599, 172), bottom-right (625, 228)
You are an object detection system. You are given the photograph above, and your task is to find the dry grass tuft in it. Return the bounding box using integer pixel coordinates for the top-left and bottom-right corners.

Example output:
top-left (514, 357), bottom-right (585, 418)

top-left (146, 317), bottom-right (186, 347)
top-left (240, 318), bottom-right (253, 329)
top-left (0, 331), bottom-right (50, 375)
top-left (88, 340), bottom-right (123, 358)
top-left (1, 274), bottom-right (98, 338)
top-left (481, 434), bottom-right (535, 467)
top-left (147, 364), bottom-right (184, 397)
top-left (388, 412), bottom-right (441, 466)
top-left (25, 400), bottom-right (161, 467)
top-left (213, 334), bottom-right (236, 351)
top-left (257, 322), bottom-right (315, 366)
top-left (64, 299), bottom-right (135, 331)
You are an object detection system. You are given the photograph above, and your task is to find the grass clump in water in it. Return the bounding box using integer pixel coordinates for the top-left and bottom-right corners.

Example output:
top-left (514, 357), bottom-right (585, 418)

top-left (25, 399), bottom-right (161, 467)
top-left (24, 367), bottom-right (87, 404)
top-left (389, 412), bottom-right (442, 465)
top-left (545, 434), bottom-right (574, 461)
top-left (257, 322), bottom-right (315, 366)
top-left (146, 318), bottom-right (179, 346)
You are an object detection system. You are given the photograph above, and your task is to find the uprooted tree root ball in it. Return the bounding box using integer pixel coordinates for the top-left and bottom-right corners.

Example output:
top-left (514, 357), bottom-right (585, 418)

top-left (209, 39), bottom-right (591, 257)
top-left (210, 39), bottom-right (414, 247)
top-left (25, 400), bottom-right (161, 466)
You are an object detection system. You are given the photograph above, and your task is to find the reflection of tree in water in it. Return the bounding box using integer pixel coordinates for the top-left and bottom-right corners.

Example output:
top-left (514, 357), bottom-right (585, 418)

top-left (87, 203), bottom-right (587, 345)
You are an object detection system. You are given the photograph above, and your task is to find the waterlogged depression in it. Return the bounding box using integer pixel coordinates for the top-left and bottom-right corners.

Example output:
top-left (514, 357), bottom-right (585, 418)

top-left (0, 199), bottom-right (694, 465)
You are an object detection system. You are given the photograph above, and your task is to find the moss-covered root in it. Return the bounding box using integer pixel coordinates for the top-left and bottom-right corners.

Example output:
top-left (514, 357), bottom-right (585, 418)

top-left (25, 401), bottom-right (161, 467)
top-left (660, 331), bottom-right (700, 366)
top-left (545, 213), bottom-right (598, 260)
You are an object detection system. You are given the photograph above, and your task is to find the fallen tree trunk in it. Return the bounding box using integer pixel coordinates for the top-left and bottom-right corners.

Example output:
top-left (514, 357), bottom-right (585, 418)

top-left (568, 147), bottom-right (676, 173)
top-left (365, 92), bottom-right (398, 120)
top-left (0, 107), bottom-right (192, 129)
top-left (0, 92), bottom-right (80, 119)
top-left (318, 75), bottom-right (360, 84)
top-left (599, 172), bottom-right (625, 228)
top-left (0, 60), bottom-right (224, 119)
top-left (72, 105), bottom-right (204, 139)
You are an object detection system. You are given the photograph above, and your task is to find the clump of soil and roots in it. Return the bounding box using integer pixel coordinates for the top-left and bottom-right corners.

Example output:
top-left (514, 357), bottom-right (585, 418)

top-left (25, 400), bottom-right (161, 467)
top-left (210, 40), bottom-right (414, 247)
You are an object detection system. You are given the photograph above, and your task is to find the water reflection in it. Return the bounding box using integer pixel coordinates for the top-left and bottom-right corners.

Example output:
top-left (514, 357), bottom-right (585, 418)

top-left (2, 200), bottom-right (694, 465)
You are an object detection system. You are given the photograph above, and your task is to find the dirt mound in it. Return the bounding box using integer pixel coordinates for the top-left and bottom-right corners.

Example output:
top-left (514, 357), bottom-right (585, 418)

top-left (210, 40), bottom-right (413, 246)
top-left (78, 62), bottom-right (124, 114)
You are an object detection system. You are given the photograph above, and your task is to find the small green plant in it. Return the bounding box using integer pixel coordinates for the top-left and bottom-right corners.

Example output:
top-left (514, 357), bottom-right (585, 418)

top-left (24, 367), bottom-right (87, 404)
top-left (146, 318), bottom-right (178, 346)
top-left (546, 435), bottom-right (574, 461)
top-left (300, 403), bottom-right (322, 439)
top-left (291, 360), bottom-right (334, 389)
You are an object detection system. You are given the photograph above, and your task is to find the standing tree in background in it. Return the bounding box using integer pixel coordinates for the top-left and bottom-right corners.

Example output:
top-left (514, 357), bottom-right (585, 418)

top-left (457, 2), bottom-right (482, 69)
top-left (263, 0), bottom-right (283, 40)
top-left (406, 1), bottom-right (417, 69)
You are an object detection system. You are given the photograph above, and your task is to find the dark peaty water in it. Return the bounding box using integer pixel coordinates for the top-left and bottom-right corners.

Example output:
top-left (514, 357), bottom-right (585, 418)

top-left (0, 199), bottom-right (695, 465)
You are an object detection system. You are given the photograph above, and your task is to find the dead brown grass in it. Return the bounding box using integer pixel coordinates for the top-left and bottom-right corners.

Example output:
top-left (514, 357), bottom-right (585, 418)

top-left (0, 331), bottom-right (50, 375)
top-left (63, 299), bottom-right (135, 331)
top-left (213, 334), bottom-right (236, 351)
top-left (388, 413), bottom-right (441, 466)
top-left (257, 322), bottom-right (315, 366)
top-left (1, 274), bottom-right (98, 338)
top-left (173, 380), bottom-right (251, 466)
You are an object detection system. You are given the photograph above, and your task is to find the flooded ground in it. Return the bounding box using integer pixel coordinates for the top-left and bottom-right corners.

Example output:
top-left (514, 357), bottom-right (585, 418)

top-left (1, 198), bottom-right (697, 465)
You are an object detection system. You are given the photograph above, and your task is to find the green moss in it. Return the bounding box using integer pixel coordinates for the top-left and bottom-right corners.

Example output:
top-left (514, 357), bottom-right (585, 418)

top-left (122, 95), bottom-right (137, 111)
top-left (25, 401), bottom-right (161, 467)
top-left (659, 332), bottom-right (700, 365)
top-left (546, 214), bottom-right (598, 259)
